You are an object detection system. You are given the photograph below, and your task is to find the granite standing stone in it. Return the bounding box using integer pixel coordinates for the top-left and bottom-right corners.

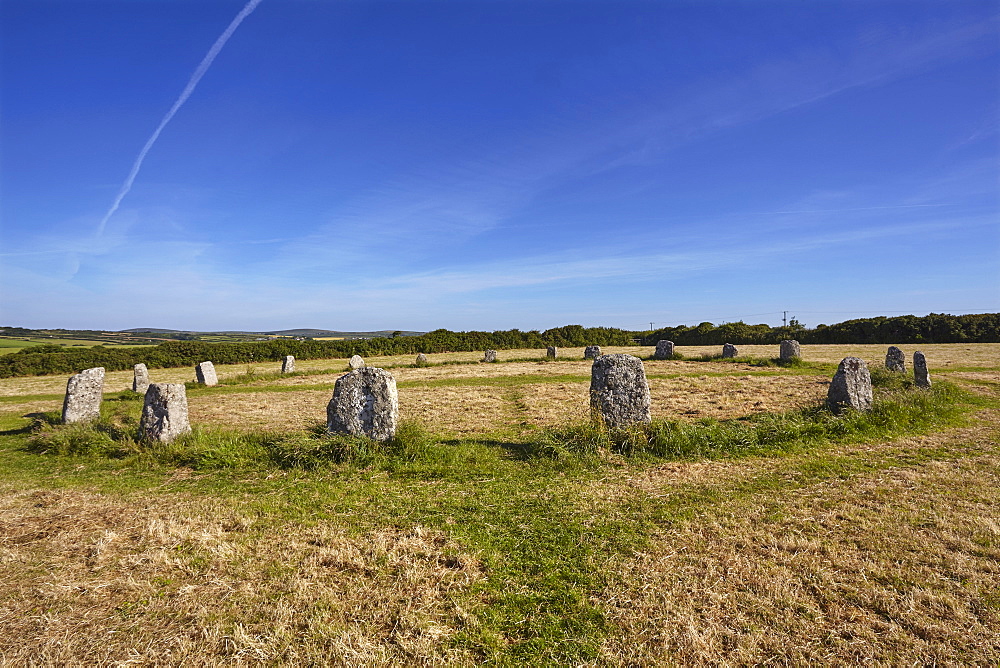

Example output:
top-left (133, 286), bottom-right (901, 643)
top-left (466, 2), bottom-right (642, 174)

top-left (546, 346), bottom-right (558, 359)
top-left (584, 345), bottom-right (602, 359)
top-left (349, 355), bottom-right (366, 370)
top-left (195, 361), bottom-right (218, 386)
top-left (722, 343), bottom-right (738, 358)
top-left (913, 351), bottom-right (931, 388)
top-left (62, 367), bottom-right (105, 424)
top-left (139, 383), bottom-right (191, 442)
top-left (133, 363), bottom-right (150, 393)
top-left (415, 353), bottom-right (429, 364)
top-left (327, 368), bottom-right (399, 441)
top-left (654, 340), bottom-right (675, 359)
top-left (885, 346), bottom-right (906, 373)
top-left (589, 354), bottom-right (651, 428)
top-left (779, 340), bottom-right (801, 361)
top-left (281, 355), bottom-right (295, 373)
top-left (827, 357), bottom-right (873, 414)
top-left (482, 350), bottom-right (498, 363)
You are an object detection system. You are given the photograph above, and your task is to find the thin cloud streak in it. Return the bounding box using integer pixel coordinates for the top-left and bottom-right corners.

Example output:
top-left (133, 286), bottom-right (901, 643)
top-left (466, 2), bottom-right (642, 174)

top-left (95, 0), bottom-right (264, 237)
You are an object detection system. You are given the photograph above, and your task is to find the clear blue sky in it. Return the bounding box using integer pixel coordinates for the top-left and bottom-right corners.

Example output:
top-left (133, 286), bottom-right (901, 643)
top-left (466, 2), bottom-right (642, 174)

top-left (1, 0), bottom-right (997, 332)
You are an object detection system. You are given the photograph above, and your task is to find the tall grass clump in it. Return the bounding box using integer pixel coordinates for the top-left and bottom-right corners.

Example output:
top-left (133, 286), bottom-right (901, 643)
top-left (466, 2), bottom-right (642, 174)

top-left (540, 381), bottom-right (968, 461)
top-left (263, 420), bottom-right (438, 470)
top-left (26, 392), bottom-right (144, 458)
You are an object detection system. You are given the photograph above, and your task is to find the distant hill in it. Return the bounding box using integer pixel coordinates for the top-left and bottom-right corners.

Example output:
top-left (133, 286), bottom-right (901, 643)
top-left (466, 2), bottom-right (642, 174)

top-left (120, 328), bottom-right (425, 338)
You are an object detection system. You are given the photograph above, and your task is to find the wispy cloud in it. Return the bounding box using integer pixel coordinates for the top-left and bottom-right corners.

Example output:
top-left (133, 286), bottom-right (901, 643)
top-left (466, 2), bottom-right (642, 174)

top-left (95, 0), bottom-right (264, 237)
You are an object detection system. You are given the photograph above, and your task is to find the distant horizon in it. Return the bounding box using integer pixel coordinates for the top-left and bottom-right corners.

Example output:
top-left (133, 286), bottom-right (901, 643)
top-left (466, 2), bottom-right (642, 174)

top-left (4, 309), bottom-right (997, 335)
top-left (2, 1), bottom-right (997, 330)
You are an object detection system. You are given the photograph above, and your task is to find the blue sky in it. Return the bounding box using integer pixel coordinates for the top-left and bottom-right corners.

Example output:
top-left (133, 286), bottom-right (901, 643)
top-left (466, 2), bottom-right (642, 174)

top-left (1, 0), bottom-right (997, 332)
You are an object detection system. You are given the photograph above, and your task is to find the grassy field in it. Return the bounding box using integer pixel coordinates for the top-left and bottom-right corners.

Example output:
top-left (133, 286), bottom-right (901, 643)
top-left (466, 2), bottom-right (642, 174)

top-left (0, 344), bottom-right (997, 664)
top-left (0, 336), bottom-right (154, 355)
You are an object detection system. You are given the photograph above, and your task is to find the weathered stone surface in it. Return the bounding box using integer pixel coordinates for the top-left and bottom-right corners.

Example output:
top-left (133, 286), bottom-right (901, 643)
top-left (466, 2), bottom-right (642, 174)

top-left (195, 361), bottom-right (218, 386)
top-left (584, 345), bottom-right (602, 359)
top-left (546, 346), bottom-right (558, 359)
top-left (349, 355), bottom-right (366, 370)
top-left (779, 340), bottom-right (801, 361)
top-left (722, 343), bottom-right (738, 358)
top-left (913, 351), bottom-right (931, 388)
top-left (327, 368), bottom-right (399, 441)
top-left (139, 383), bottom-right (191, 443)
top-left (590, 354), bottom-right (651, 428)
top-left (281, 355), bottom-right (295, 373)
top-left (654, 340), bottom-right (674, 359)
top-left (482, 350), bottom-right (497, 363)
top-left (827, 357), bottom-right (873, 414)
top-left (133, 363), bottom-right (150, 393)
top-left (415, 353), bottom-right (428, 364)
top-left (885, 346), bottom-right (905, 372)
top-left (62, 367), bottom-right (105, 424)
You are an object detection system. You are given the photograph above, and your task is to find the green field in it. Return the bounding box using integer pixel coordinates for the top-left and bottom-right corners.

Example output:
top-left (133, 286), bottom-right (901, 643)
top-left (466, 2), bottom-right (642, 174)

top-left (0, 346), bottom-right (997, 664)
top-left (0, 337), bottom-right (154, 355)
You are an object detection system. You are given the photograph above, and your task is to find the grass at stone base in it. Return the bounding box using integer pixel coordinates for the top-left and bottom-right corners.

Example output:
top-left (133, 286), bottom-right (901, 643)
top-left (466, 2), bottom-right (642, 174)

top-left (4, 379), bottom-right (993, 663)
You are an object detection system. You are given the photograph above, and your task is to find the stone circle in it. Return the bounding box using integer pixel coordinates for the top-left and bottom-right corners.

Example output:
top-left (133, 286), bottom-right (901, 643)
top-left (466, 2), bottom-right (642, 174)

top-left (195, 361), bottom-right (218, 386)
top-left (415, 353), bottom-right (428, 364)
top-left (62, 367), bottom-right (105, 424)
top-left (779, 340), bottom-right (801, 361)
top-left (722, 343), bottom-right (738, 358)
top-left (281, 355), bottom-right (295, 373)
top-left (133, 363), bottom-right (150, 393)
top-left (654, 340), bottom-right (674, 359)
top-left (827, 357), bottom-right (873, 414)
top-left (349, 355), bottom-right (366, 370)
top-left (885, 346), bottom-right (905, 372)
top-left (546, 346), bottom-right (557, 359)
top-left (482, 350), bottom-right (497, 363)
top-left (584, 345), bottom-right (602, 359)
top-left (139, 383), bottom-right (191, 443)
top-left (589, 353), bottom-right (651, 428)
top-left (913, 351), bottom-right (931, 388)
top-left (327, 367), bottom-right (399, 441)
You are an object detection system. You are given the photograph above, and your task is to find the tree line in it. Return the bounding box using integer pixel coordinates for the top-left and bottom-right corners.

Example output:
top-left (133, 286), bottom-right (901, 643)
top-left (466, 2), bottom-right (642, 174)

top-left (0, 325), bottom-right (635, 378)
top-left (1, 314), bottom-right (995, 378)
top-left (640, 313), bottom-right (998, 346)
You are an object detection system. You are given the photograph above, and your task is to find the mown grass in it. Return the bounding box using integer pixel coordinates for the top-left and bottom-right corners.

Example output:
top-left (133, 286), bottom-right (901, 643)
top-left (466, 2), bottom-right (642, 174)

top-left (3, 366), bottom-right (997, 664)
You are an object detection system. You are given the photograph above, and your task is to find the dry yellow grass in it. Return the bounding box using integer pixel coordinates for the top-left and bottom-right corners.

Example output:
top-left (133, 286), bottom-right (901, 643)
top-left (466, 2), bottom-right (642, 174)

top-left (0, 343), bottom-right (994, 399)
top-left (596, 422), bottom-right (1000, 665)
top-left (179, 374), bottom-right (829, 436)
top-left (187, 390), bottom-right (330, 432)
top-left (0, 489), bottom-right (482, 665)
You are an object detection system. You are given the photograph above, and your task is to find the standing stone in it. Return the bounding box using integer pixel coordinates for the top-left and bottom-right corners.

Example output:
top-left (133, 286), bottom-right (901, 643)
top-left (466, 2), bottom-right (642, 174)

top-left (827, 357), bottom-right (873, 414)
top-left (654, 340), bottom-right (675, 359)
top-left (722, 343), bottom-right (738, 358)
top-left (589, 354), bottom-right (651, 428)
top-left (482, 350), bottom-right (497, 363)
top-left (415, 353), bottom-right (429, 364)
top-left (584, 345), bottom-right (602, 359)
top-left (913, 351), bottom-right (931, 388)
top-left (62, 367), bottom-right (105, 424)
top-left (281, 355), bottom-right (295, 373)
top-left (885, 346), bottom-right (906, 373)
top-left (133, 363), bottom-right (150, 393)
top-left (139, 383), bottom-right (191, 443)
top-left (779, 340), bottom-right (801, 361)
top-left (349, 355), bottom-right (366, 370)
top-left (195, 361), bottom-right (218, 386)
top-left (546, 346), bottom-right (558, 359)
top-left (327, 368), bottom-right (399, 441)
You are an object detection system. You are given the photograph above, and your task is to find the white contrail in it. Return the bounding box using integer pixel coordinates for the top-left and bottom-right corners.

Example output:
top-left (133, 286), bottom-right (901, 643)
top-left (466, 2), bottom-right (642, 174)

top-left (96, 0), bottom-right (264, 236)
